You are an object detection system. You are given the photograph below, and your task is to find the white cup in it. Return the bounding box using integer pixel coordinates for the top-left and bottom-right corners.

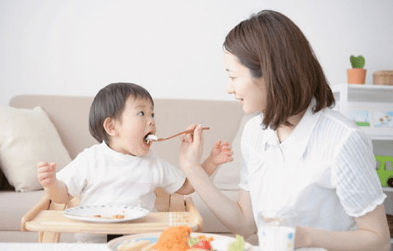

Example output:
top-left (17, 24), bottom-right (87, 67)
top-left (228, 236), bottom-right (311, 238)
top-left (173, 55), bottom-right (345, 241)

top-left (258, 210), bottom-right (296, 251)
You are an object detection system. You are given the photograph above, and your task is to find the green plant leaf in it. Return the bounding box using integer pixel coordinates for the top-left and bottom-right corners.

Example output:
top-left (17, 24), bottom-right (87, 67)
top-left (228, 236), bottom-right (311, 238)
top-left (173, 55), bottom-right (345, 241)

top-left (350, 55), bottom-right (365, 68)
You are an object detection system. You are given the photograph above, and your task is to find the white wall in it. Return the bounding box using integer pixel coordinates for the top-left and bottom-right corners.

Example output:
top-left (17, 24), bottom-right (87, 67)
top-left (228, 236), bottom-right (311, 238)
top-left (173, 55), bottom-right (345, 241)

top-left (1, 0), bottom-right (393, 106)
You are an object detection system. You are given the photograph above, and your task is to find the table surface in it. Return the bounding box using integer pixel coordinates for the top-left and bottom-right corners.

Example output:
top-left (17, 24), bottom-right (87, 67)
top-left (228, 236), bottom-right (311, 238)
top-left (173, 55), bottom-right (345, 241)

top-left (0, 243), bottom-right (327, 251)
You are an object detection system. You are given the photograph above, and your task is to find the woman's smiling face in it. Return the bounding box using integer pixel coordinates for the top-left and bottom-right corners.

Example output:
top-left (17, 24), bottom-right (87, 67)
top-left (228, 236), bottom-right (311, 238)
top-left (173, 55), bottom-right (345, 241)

top-left (224, 50), bottom-right (266, 114)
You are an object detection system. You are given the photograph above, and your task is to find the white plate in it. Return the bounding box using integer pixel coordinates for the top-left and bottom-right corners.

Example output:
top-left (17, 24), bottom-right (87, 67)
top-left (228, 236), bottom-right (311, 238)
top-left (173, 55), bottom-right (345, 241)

top-left (63, 205), bottom-right (149, 223)
top-left (107, 232), bottom-right (256, 251)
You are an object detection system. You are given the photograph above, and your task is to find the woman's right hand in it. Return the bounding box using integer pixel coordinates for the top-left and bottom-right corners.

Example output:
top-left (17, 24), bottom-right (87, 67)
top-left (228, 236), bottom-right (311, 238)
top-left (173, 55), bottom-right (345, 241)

top-left (37, 161), bottom-right (57, 188)
top-left (179, 124), bottom-right (204, 172)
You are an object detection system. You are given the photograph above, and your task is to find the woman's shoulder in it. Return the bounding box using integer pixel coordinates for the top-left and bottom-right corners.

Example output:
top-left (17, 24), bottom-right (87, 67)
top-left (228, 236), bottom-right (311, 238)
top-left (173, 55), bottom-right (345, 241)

top-left (319, 108), bottom-right (360, 131)
top-left (316, 108), bottom-right (369, 143)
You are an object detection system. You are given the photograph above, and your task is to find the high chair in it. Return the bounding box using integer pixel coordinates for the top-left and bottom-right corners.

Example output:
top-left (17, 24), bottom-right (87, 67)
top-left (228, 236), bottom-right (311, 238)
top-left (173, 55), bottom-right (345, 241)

top-left (21, 188), bottom-right (203, 243)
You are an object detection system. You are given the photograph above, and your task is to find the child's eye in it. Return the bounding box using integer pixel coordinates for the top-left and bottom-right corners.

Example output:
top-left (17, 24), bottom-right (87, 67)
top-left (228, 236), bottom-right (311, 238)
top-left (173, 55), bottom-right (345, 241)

top-left (138, 111), bottom-right (145, 116)
top-left (151, 113), bottom-right (155, 118)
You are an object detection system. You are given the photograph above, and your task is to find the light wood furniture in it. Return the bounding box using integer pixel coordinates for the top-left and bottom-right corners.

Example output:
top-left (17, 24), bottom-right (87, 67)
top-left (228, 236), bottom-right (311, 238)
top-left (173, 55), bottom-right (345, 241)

top-left (332, 83), bottom-right (393, 140)
top-left (21, 189), bottom-right (203, 243)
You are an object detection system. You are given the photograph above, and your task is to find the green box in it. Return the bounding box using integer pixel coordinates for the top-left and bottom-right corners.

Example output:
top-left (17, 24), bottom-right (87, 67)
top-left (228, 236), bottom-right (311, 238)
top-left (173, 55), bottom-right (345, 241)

top-left (375, 155), bottom-right (393, 187)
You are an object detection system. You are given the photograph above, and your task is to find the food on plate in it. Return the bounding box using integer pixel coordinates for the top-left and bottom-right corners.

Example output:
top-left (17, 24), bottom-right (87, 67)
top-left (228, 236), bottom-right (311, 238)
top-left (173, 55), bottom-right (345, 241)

top-left (93, 214), bottom-right (125, 219)
top-left (153, 226), bottom-right (191, 251)
top-left (186, 234), bottom-right (245, 251)
top-left (115, 226), bottom-right (246, 251)
top-left (227, 235), bottom-right (245, 251)
top-left (152, 226), bottom-right (246, 251)
top-left (188, 240), bottom-right (212, 250)
top-left (187, 235), bottom-right (214, 250)
top-left (112, 214), bottom-right (126, 219)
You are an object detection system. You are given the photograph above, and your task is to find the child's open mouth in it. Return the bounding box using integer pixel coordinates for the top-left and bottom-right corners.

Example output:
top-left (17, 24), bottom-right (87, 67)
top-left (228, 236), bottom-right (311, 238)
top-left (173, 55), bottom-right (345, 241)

top-left (144, 132), bottom-right (156, 146)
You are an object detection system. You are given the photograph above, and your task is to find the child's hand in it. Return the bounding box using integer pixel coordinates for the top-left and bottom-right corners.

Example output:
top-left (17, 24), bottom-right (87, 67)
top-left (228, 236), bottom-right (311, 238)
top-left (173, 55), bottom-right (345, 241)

top-left (37, 162), bottom-right (57, 188)
top-left (209, 140), bottom-right (233, 165)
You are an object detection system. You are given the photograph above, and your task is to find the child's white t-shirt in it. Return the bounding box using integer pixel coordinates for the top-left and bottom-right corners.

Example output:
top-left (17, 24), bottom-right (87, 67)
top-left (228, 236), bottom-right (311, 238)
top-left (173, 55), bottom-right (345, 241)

top-left (57, 142), bottom-right (186, 212)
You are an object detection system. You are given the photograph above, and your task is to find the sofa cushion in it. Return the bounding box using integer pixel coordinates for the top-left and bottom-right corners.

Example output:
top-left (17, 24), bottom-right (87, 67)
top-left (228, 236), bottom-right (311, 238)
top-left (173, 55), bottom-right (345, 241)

top-left (0, 190), bottom-right (45, 231)
top-left (213, 114), bottom-right (256, 190)
top-left (0, 106), bottom-right (71, 192)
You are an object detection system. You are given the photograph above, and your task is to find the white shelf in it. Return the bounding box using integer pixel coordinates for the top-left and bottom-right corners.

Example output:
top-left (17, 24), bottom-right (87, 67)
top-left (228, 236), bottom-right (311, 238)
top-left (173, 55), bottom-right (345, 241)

top-left (332, 83), bottom-right (393, 141)
top-left (383, 187), bottom-right (393, 192)
top-left (360, 130), bottom-right (393, 141)
top-left (332, 83), bottom-right (393, 91)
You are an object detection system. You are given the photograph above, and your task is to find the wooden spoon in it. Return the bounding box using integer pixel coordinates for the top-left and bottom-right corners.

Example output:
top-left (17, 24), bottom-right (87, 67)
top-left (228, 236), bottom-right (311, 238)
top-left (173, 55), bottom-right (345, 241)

top-left (146, 127), bottom-right (210, 142)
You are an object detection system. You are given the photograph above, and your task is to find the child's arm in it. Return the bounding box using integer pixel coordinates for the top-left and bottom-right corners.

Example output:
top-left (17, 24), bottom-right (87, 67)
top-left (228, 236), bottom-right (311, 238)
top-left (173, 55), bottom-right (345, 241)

top-left (176, 140), bottom-right (233, 195)
top-left (37, 161), bottom-right (72, 204)
top-left (201, 140), bottom-right (233, 176)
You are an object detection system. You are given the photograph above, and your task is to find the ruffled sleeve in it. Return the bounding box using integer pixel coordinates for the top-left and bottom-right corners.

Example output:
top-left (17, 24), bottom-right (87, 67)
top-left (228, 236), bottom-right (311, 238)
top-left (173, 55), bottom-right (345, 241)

top-left (332, 129), bottom-right (386, 217)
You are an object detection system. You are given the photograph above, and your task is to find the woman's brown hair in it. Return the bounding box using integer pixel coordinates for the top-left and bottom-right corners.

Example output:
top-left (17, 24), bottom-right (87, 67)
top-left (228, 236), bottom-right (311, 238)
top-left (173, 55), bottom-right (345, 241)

top-left (223, 10), bottom-right (334, 130)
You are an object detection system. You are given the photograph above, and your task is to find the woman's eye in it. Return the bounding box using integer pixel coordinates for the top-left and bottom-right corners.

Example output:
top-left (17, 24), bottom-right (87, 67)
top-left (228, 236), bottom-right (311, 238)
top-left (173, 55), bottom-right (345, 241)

top-left (138, 111), bottom-right (145, 116)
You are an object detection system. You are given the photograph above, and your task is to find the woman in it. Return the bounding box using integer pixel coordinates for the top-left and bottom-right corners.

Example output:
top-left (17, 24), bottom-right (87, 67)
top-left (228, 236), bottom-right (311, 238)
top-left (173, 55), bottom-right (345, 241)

top-left (179, 10), bottom-right (390, 250)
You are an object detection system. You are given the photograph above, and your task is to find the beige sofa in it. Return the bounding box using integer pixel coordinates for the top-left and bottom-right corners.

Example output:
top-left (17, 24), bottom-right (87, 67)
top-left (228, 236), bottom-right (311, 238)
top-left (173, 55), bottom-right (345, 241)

top-left (0, 95), bottom-right (249, 242)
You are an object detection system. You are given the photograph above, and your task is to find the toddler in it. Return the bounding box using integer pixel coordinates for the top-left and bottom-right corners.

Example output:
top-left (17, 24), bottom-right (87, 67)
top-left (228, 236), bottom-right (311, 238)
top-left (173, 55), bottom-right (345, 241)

top-left (37, 82), bottom-right (232, 242)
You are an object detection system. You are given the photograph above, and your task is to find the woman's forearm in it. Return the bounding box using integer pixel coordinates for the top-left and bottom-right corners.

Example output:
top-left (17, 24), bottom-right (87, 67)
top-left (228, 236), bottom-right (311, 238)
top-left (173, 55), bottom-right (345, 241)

top-left (183, 164), bottom-right (257, 237)
top-left (297, 204), bottom-right (391, 251)
top-left (298, 226), bottom-right (390, 251)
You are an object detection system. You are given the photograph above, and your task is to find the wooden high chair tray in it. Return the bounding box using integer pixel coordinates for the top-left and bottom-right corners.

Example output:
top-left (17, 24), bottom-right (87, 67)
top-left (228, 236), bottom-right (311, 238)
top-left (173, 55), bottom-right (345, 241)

top-left (25, 210), bottom-right (198, 234)
top-left (21, 194), bottom-right (203, 243)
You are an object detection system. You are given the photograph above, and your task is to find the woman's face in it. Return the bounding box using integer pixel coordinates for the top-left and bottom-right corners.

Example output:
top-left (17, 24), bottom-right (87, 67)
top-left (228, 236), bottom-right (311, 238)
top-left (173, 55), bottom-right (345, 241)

top-left (223, 50), bottom-right (266, 114)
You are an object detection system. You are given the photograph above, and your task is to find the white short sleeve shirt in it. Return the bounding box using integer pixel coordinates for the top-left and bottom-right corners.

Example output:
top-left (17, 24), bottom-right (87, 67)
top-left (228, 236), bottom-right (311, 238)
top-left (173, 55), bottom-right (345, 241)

top-left (57, 142), bottom-right (186, 212)
top-left (240, 101), bottom-right (386, 231)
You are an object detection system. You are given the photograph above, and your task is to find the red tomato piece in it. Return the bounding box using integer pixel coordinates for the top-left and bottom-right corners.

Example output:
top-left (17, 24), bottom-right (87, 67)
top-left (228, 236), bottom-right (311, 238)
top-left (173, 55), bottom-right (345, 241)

top-left (192, 240), bottom-right (211, 250)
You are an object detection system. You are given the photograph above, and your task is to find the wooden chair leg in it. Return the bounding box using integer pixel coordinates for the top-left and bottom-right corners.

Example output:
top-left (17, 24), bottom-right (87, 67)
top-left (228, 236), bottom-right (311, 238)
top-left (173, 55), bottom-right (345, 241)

top-left (169, 193), bottom-right (187, 212)
top-left (38, 232), bottom-right (43, 242)
top-left (40, 232), bottom-right (61, 243)
top-left (185, 197), bottom-right (203, 232)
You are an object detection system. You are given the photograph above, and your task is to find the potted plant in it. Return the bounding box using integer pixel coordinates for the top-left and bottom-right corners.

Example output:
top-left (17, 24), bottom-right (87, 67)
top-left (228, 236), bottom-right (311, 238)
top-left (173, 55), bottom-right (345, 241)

top-left (347, 55), bottom-right (366, 84)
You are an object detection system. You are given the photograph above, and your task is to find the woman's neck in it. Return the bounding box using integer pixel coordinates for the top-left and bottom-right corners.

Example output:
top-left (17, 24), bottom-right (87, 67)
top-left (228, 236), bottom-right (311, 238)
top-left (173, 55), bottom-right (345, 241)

top-left (275, 110), bottom-right (306, 143)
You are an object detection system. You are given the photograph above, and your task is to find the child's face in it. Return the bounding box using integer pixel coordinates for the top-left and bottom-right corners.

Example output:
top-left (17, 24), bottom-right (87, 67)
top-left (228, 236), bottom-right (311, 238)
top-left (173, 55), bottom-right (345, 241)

top-left (110, 96), bottom-right (156, 156)
top-left (224, 50), bottom-right (266, 114)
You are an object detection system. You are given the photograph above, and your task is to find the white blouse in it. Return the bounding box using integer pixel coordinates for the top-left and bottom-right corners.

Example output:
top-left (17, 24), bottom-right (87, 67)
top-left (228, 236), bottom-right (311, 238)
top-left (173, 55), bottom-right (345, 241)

top-left (239, 100), bottom-right (386, 231)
